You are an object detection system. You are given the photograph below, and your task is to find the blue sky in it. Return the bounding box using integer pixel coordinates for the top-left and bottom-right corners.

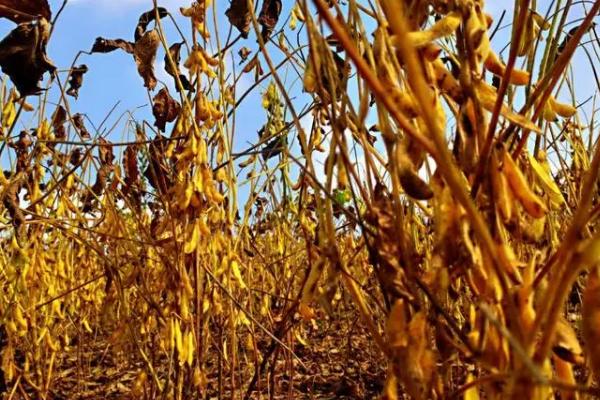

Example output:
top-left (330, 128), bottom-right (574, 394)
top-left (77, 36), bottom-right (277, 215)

top-left (1, 1), bottom-right (598, 205)
top-left (2, 1), bottom-right (597, 144)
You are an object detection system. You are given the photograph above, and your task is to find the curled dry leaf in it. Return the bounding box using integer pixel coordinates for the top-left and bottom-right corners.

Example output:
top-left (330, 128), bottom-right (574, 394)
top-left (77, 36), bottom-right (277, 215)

top-left (66, 64), bottom-right (88, 99)
top-left (2, 173), bottom-right (25, 230)
top-left (91, 38), bottom-right (134, 54)
top-left (123, 145), bottom-right (140, 188)
top-left (97, 138), bottom-right (115, 166)
top-left (0, 18), bottom-right (55, 96)
top-left (50, 104), bottom-right (66, 140)
top-left (0, 0), bottom-right (51, 23)
top-left (152, 87), bottom-right (181, 132)
top-left (144, 133), bottom-right (171, 195)
top-left (122, 144), bottom-right (141, 210)
top-left (225, 0), bottom-right (252, 39)
top-left (238, 47), bottom-right (251, 64)
top-left (135, 8), bottom-right (168, 41)
top-left (82, 164), bottom-right (111, 213)
top-left (72, 113), bottom-right (91, 139)
top-left (134, 29), bottom-right (160, 90)
top-left (258, 0), bottom-right (282, 40)
top-left (69, 147), bottom-right (83, 166)
top-left (165, 42), bottom-right (194, 92)
top-left (91, 8), bottom-right (166, 90)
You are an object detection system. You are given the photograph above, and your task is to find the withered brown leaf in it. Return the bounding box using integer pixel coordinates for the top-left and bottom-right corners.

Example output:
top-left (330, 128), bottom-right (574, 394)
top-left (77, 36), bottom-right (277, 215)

top-left (91, 8), bottom-right (167, 90)
top-left (2, 173), bottom-right (25, 230)
top-left (135, 7), bottom-right (168, 40)
top-left (0, 18), bottom-right (55, 96)
top-left (123, 144), bottom-right (140, 188)
top-left (258, 0), bottom-right (282, 40)
top-left (51, 104), bottom-right (66, 140)
top-left (82, 164), bottom-right (111, 213)
top-left (134, 29), bottom-right (160, 90)
top-left (144, 133), bottom-right (171, 195)
top-left (91, 38), bottom-right (134, 54)
top-left (165, 42), bottom-right (194, 92)
top-left (122, 144), bottom-right (142, 211)
top-left (72, 113), bottom-right (91, 139)
top-left (238, 47), bottom-right (252, 64)
top-left (0, 0), bottom-right (51, 23)
top-left (98, 138), bottom-right (115, 166)
top-left (66, 64), bottom-right (88, 99)
top-left (225, 0), bottom-right (252, 39)
top-left (152, 88), bottom-right (181, 132)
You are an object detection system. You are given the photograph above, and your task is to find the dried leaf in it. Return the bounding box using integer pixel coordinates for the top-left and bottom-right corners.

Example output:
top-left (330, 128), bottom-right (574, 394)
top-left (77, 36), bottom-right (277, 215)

top-left (144, 133), bottom-right (171, 195)
top-left (0, 0), bottom-right (51, 23)
top-left (165, 42), bottom-right (194, 92)
top-left (134, 7), bottom-right (168, 41)
top-left (91, 8), bottom-right (165, 90)
top-left (66, 64), bottom-right (88, 99)
top-left (134, 29), bottom-right (160, 90)
top-left (72, 113), bottom-right (90, 139)
top-left (91, 38), bottom-right (134, 54)
top-left (51, 104), bottom-right (66, 140)
top-left (123, 145), bottom-right (140, 187)
top-left (82, 164), bottom-right (110, 212)
top-left (238, 46), bottom-right (251, 64)
top-left (225, 0), bottom-right (252, 39)
top-left (0, 18), bottom-right (55, 96)
top-left (258, 0), bottom-right (282, 40)
top-left (98, 138), bottom-right (115, 166)
top-left (152, 87), bottom-right (181, 132)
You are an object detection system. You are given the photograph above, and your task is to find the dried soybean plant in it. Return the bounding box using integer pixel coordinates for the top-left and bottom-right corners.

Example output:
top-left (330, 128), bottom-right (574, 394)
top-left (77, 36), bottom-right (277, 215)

top-left (0, 0), bottom-right (599, 399)
top-left (303, 0), bottom-right (600, 398)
